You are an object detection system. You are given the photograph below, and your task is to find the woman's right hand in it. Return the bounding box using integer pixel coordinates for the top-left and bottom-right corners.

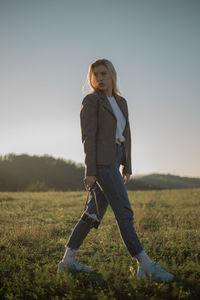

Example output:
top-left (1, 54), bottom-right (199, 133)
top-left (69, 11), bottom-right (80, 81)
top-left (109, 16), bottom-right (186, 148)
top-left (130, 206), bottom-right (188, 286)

top-left (84, 176), bottom-right (97, 191)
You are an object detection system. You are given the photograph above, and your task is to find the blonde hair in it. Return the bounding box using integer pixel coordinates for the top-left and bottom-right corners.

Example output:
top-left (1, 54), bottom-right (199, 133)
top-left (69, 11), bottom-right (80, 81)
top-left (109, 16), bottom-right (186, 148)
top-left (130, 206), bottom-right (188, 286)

top-left (82, 59), bottom-right (120, 95)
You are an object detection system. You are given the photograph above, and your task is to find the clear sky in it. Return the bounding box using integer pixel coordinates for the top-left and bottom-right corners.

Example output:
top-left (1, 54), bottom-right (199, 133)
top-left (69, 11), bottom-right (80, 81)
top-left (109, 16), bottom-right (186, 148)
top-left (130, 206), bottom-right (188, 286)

top-left (0, 0), bottom-right (200, 177)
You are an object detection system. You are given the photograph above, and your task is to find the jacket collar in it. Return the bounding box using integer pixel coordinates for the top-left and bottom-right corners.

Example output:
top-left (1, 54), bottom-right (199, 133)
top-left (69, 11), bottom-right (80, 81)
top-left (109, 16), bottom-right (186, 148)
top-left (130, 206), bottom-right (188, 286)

top-left (94, 89), bottom-right (127, 120)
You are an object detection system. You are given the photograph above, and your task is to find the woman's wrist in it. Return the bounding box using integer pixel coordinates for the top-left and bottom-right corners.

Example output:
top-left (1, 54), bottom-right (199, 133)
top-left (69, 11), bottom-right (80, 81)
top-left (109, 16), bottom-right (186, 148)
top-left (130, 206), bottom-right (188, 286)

top-left (84, 176), bottom-right (97, 190)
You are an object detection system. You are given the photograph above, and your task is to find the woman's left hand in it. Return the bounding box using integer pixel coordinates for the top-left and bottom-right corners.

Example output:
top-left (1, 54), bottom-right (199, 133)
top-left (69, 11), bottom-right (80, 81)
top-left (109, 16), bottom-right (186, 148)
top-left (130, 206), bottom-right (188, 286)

top-left (123, 173), bottom-right (131, 185)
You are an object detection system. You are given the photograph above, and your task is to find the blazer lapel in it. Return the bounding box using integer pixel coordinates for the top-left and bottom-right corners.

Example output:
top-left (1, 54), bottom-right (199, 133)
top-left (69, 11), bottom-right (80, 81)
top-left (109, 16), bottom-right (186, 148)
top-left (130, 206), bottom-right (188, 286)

top-left (94, 90), bottom-right (128, 121)
top-left (95, 90), bottom-right (116, 119)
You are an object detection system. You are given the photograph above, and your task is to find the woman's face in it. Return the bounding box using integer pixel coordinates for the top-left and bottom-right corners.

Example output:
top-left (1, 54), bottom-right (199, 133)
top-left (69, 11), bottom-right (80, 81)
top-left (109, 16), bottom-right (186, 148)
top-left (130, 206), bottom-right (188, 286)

top-left (92, 65), bottom-right (113, 93)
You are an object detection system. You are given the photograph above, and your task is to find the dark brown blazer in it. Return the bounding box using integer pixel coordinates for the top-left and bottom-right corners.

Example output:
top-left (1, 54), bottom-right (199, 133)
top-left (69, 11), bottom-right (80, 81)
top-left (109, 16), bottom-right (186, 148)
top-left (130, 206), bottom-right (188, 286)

top-left (80, 89), bottom-right (132, 177)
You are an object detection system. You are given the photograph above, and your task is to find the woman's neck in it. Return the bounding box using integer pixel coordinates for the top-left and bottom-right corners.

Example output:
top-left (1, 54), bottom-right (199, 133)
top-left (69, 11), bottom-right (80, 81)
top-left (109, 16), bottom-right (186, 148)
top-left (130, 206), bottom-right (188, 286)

top-left (104, 87), bottom-right (112, 97)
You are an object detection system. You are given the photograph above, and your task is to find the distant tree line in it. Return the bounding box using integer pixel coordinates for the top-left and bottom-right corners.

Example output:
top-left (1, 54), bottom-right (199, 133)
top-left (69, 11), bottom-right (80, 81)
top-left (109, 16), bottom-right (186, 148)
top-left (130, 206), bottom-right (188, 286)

top-left (0, 153), bottom-right (84, 191)
top-left (0, 154), bottom-right (199, 191)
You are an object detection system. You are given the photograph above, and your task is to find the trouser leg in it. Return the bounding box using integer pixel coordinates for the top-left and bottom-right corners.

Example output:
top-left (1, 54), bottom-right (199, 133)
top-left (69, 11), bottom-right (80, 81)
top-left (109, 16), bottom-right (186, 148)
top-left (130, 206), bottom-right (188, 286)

top-left (66, 183), bottom-right (108, 249)
top-left (96, 144), bottom-right (143, 257)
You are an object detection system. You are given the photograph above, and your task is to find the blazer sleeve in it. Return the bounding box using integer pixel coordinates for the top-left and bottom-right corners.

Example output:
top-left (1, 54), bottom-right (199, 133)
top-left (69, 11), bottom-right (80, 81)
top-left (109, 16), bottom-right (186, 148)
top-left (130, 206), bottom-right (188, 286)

top-left (80, 94), bottom-right (98, 177)
top-left (121, 99), bottom-right (132, 175)
top-left (122, 119), bottom-right (132, 175)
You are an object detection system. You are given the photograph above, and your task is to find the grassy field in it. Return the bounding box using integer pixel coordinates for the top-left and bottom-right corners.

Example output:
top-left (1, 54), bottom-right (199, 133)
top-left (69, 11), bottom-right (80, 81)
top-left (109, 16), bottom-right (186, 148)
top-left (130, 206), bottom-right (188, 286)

top-left (0, 189), bottom-right (199, 299)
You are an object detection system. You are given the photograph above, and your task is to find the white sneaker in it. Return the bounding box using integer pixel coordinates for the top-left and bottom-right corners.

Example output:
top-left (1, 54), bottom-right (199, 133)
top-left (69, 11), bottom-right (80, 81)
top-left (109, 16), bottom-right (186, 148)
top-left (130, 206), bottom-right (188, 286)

top-left (57, 258), bottom-right (93, 274)
top-left (136, 262), bottom-right (174, 283)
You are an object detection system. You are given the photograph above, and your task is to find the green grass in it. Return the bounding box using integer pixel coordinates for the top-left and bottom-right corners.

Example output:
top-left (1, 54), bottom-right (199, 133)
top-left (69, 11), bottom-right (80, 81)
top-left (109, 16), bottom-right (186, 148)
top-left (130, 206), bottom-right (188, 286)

top-left (0, 189), bottom-right (200, 299)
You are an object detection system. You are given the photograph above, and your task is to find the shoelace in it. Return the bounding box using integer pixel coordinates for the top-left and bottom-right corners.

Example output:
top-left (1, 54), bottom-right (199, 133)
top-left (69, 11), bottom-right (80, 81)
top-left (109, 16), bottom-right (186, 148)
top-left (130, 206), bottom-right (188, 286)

top-left (152, 263), bottom-right (169, 275)
top-left (70, 258), bottom-right (85, 267)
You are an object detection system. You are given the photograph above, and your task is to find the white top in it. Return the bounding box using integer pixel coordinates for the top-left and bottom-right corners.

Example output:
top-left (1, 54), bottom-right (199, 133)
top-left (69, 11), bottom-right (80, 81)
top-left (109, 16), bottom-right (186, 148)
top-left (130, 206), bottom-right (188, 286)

top-left (107, 96), bottom-right (126, 142)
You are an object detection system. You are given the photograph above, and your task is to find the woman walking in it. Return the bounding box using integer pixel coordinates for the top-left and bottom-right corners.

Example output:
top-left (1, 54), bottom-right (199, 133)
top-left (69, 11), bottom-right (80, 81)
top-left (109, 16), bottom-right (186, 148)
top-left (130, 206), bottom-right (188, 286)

top-left (57, 59), bottom-right (174, 282)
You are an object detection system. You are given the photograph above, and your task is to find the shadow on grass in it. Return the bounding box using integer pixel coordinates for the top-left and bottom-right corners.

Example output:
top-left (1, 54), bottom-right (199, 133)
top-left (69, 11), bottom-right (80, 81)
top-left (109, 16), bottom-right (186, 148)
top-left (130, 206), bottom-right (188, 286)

top-left (68, 270), bottom-right (107, 286)
top-left (56, 270), bottom-right (112, 299)
top-left (174, 277), bottom-right (200, 298)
